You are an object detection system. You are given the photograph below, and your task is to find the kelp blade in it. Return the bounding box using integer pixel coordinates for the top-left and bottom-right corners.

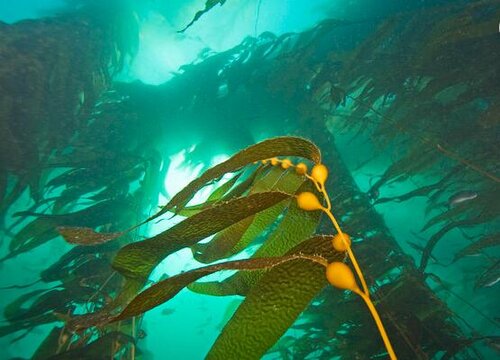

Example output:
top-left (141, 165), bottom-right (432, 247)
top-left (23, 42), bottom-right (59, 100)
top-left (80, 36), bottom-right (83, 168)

top-left (193, 166), bottom-right (307, 263)
top-left (189, 181), bottom-right (322, 296)
top-left (206, 236), bottom-right (342, 359)
top-left (112, 191), bottom-right (292, 281)
top-left (112, 254), bottom-right (327, 322)
top-left (57, 136), bottom-right (320, 246)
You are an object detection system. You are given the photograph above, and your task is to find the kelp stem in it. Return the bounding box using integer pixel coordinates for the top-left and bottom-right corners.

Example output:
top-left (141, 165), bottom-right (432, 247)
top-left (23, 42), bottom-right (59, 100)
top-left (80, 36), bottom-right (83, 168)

top-left (355, 289), bottom-right (397, 360)
top-left (323, 208), bottom-right (369, 296)
top-left (319, 186), bottom-right (395, 358)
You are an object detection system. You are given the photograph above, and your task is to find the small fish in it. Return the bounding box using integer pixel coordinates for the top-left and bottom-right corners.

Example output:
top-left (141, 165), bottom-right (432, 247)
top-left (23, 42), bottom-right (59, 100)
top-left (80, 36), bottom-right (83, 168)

top-left (485, 337), bottom-right (500, 352)
top-left (484, 276), bottom-right (500, 287)
top-left (448, 191), bottom-right (478, 207)
top-left (475, 260), bottom-right (500, 289)
top-left (161, 307), bottom-right (175, 316)
top-left (137, 329), bottom-right (147, 339)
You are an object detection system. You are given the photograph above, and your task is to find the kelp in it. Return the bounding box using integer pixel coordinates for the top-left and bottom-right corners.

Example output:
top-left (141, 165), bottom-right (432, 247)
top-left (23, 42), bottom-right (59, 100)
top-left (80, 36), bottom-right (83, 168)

top-left (206, 236), bottom-right (337, 359)
top-left (1, 1), bottom-right (496, 358)
top-left (1, 197), bottom-right (135, 261)
top-left (189, 181), bottom-right (322, 296)
top-left (58, 136), bottom-right (320, 245)
top-left (179, 0), bottom-right (228, 33)
top-left (0, 9), bottom-right (130, 220)
top-left (62, 137), bottom-right (324, 336)
top-left (192, 167), bottom-right (306, 263)
top-left (475, 260), bottom-right (500, 289)
top-left (453, 233), bottom-right (500, 262)
top-left (54, 134), bottom-right (468, 359)
top-left (46, 331), bottom-right (135, 360)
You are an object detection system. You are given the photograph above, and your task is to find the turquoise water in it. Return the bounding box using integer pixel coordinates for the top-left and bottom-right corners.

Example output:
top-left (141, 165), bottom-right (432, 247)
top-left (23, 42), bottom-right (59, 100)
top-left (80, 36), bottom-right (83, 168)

top-left (0, 1), bottom-right (498, 359)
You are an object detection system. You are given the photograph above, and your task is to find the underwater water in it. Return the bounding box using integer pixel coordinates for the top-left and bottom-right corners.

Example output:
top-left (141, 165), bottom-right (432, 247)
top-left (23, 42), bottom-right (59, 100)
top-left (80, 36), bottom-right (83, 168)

top-left (0, 0), bottom-right (499, 359)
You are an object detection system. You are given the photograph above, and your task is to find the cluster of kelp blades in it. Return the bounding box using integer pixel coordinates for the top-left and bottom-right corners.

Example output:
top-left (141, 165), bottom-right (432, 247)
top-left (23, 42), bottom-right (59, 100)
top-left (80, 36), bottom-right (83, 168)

top-left (0, 0), bottom-right (498, 358)
top-left (325, 1), bottom-right (500, 287)
top-left (0, 3), bottom-right (139, 225)
top-left (2, 137), bottom-right (347, 359)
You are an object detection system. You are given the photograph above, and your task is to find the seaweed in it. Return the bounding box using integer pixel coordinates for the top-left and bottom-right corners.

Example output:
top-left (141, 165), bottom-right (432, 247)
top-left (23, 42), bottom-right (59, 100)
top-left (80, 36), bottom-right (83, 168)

top-left (178, 0), bottom-right (228, 33)
top-left (1, 1), bottom-right (496, 358)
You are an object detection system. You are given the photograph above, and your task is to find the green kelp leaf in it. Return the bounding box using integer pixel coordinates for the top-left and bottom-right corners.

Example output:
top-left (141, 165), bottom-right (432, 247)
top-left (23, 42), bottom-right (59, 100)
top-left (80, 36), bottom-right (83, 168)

top-left (105, 254), bottom-right (327, 324)
top-left (206, 236), bottom-right (342, 359)
top-left (58, 137), bottom-right (319, 245)
top-left (421, 203), bottom-right (473, 232)
top-left (0, 313), bottom-right (58, 338)
top-left (8, 217), bottom-right (57, 252)
top-left (5, 287), bottom-right (92, 323)
top-left (179, 0), bottom-right (227, 33)
top-left (207, 172), bottom-right (242, 202)
top-left (193, 167), bottom-right (306, 263)
top-left (158, 137), bottom-right (319, 216)
top-left (176, 202), bottom-right (216, 218)
top-left (179, 172), bottom-right (245, 218)
top-left (4, 289), bottom-right (49, 320)
top-left (113, 191), bottom-right (292, 281)
top-left (419, 218), bottom-right (482, 271)
top-left (190, 181), bottom-right (321, 296)
top-left (47, 331), bottom-right (135, 360)
top-left (41, 243), bottom-right (118, 282)
top-left (32, 327), bottom-right (64, 360)
top-left (193, 216), bottom-right (255, 263)
top-left (454, 233), bottom-right (500, 262)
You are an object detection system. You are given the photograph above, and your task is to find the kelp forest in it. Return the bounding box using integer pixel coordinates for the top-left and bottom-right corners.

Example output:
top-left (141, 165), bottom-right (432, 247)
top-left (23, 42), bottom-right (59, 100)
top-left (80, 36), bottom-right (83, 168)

top-left (0, 0), bottom-right (499, 359)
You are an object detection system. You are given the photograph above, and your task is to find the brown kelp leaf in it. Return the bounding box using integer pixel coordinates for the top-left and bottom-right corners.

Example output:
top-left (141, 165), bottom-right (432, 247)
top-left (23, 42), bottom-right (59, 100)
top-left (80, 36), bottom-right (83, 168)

top-left (207, 172), bottom-right (242, 202)
top-left (189, 181), bottom-right (321, 296)
top-left (179, 0), bottom-right (227, 33)
top-left (110, 254), bottom-right (328, 323)
top-left (112, 191), bottom-right (292, 281)
top-left (46, 331), bottom-right (134, 360)
top-left (193, 167), bottom-right (306, 263)
top-left (158, 137), bottom-right (320, 216)
top-left (206, 236), bottom-right (342, 359)
top-left (57, 227), bottom-right (123, 246)
top-left (7, 199), bottom-right (131, 258)
top-left (454, 233), bottom-right (499, 262)
top-left (58, 137), bottom-right (319, 247)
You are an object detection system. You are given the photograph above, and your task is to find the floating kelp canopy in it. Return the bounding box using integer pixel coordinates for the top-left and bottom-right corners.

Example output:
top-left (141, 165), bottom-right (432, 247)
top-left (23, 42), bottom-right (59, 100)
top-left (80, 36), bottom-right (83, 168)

top-left (0, 1), bottom-right (498, 359)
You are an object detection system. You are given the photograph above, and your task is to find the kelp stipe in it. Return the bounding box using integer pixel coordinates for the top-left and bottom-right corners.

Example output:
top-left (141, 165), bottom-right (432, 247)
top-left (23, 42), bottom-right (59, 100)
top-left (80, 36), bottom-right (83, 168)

top-left (266, 158), bottom-right (397, 359)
